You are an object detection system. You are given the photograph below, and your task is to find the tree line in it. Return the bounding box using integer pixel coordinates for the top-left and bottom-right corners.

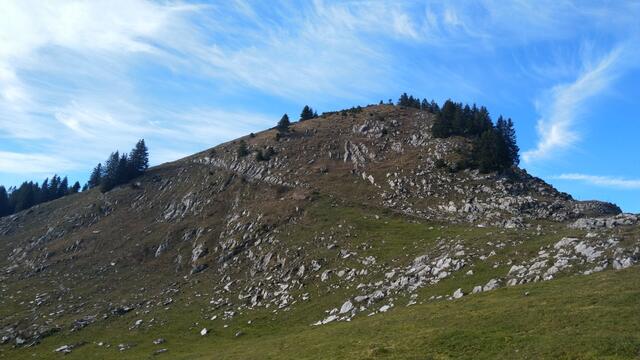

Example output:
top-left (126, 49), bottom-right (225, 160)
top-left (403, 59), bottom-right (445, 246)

top-left (0, 176), bottom-right (81, 217)
top-left (0, 139), bottom-right (149, 218)
top-left (88, 139), bottom-right (149, 192)
top-left (397, 93), bottom-right (519, 173)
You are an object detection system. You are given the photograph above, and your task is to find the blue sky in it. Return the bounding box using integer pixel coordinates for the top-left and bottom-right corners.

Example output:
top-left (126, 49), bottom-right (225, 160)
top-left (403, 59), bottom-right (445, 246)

top-left (0, 0), bottom-right (639, 212)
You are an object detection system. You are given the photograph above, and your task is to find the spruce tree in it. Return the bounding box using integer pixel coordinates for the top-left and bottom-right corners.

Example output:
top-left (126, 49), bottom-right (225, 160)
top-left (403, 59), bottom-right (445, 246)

top-left (57, 176), bottom-right (69, 198)
top-left (0, 186), bottom-right (9, 217)
top-left (116, 153), bottom-right (130, 184)
top-left (300, 106), bottom-right (315, 121)
top-left (497, 117), bottom-right (519, 166)
top-left (277, 114), bottom-right (290, 132)
top-left (101, 152), bottom-right (120, 193)
top-left (40, 178), bottom-right (50, 203)
top-left (50, 175), bottom-right (60, 200)
top-left (14, 182), bottom-right (36, 212)
top-left (237, 140), bottom-right (249, 157)
top-left (71, 181), bottom-right (81, 194)
top-left (88, 163), bottom-right (103, 189)
top-left (475, 129), bottom-right (501, 173)
top-left (129, 139), bottom-right (149, 177)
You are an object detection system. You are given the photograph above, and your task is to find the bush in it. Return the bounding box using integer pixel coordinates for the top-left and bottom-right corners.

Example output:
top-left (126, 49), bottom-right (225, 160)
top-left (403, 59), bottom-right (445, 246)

top-left (237, 141), bottom-right (249, 157)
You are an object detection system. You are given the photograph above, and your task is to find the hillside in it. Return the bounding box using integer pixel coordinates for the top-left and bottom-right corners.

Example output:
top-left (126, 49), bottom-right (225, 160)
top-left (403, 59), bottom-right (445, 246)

top-left (0, 104), bottom-right (638, 359)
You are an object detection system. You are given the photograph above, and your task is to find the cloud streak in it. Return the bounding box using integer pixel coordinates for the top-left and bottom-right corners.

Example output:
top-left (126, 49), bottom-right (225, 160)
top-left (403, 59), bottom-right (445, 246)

top-left (554, 173), bottom-right (640, 190)
top-left (522, 46), bottom-right (624, 163)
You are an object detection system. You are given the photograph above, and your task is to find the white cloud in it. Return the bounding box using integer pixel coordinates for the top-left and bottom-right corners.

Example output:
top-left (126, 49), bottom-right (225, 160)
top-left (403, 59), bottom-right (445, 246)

top-left (0, 0), bottom-right (639, 187)
top-left (522, 47), bottom-right (624, 163)
top-left (0, 151), bottom-right (76, 175)
top-left (554, 173), bottom-right (640, 189)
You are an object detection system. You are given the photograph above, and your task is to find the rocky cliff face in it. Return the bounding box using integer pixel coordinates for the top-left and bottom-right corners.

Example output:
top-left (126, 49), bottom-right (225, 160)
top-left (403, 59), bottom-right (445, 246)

top-left (0, 104), bottom-right (634, 351)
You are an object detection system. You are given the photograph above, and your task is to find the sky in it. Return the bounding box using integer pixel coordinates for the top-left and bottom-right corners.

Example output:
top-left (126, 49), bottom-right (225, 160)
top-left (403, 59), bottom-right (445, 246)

top-left (0, 0), bottom-right (639, 212)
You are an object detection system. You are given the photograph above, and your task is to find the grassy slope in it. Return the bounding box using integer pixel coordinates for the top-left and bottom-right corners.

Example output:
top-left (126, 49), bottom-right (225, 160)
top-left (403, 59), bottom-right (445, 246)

top-left (4, 266), bottom-right (639, 359)
top-left (3, 199), bottom-right (639, 359)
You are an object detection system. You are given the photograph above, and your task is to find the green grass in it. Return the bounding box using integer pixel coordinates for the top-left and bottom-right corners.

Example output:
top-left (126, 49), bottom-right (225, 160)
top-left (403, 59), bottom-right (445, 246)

top-left (4, 266), bottom-right (639, 359)
top-left (2, 199), bottom-right (638, 359)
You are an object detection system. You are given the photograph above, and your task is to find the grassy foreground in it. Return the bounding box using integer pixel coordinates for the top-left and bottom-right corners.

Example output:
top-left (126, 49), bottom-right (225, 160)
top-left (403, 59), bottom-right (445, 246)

top-left (5, 265), bottom-right (639, 360)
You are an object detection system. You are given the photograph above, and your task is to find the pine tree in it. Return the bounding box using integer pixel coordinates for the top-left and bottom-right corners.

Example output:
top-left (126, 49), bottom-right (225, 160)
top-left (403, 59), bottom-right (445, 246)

top-left (237, 140), bottom-right (249, 157)
top-left (497, 117), bottom-right (520, 166)
top-left (101, 152), bottom-right (120, 192)
top-left (300, 106), bottom-right (315, 121)
top-left (475, 129), bottom-right (501, 173)
top-left (398, 93), bottom-right (409, 106)
top-left (14, 182), bottom-right (37, 212)
top-left (129, 139), bottom-right (149, 177)
top-left (50, 175), bottom-right (60, 200)
top-left (57, 176), bottom-right (69, 198)
top-left (421, 98), bottom-right (429, 111)
top-left (70, 181), bottom-right (81, 194)
top-left (430, 100), bottom-right (440, 113)
top-left (0, 186), bottom-right (9, 217)
top-left (116, 153), bottom-right (130, 184)
top-left (277, 114), bottom-right (290, 132)
top-left (40, 178), bottom-right (50, 203)
top-left (88, 163), bottom-right (103, 189)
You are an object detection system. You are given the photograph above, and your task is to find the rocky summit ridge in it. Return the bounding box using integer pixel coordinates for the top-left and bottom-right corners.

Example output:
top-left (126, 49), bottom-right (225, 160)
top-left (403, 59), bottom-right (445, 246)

top-left (0, 104), bottom-right (638, 358)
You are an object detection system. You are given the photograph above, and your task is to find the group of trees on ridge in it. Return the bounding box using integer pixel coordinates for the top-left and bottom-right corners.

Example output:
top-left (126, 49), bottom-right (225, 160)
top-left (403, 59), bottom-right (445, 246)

top-left (0, 175), bottom-right (81, 217)
top-left (238, 97), bottom-right (519, 174)
top-left (88, 139), bottom-right (149, 192)
top-left (396, 93), bottom-right (520, 173)
top-left (0, 139), bottom-right (150, 219)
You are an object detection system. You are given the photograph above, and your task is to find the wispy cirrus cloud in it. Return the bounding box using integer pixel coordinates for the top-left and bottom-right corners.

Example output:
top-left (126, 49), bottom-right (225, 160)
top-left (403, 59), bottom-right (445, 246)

top-left (554, 173), bottom-right (640, 190)
top-left (522, 46), bottom-right (625, 163)
top-left (1, 0), bottom-right (640, 191)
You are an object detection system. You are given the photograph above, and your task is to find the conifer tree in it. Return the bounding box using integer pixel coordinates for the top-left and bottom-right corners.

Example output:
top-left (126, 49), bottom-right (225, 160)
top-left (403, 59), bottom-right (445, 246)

top-left (129, 139), bottom-right (149, 177)
top-left (0, 186), bottom-right (9, 217)
top-left (40, 178), bottom-right (50, 203)
top-left (116, 153), bottom-right (130, 184)
top-left (398, 93), bottom-right (409, 106)
top-left (71, 181), bottom-right (81, 194)
top-left (50, 175), bottom-right (60, 200)
top-left (101, 152), bottom-right (120, 193)
top-left (475, 129), bottom-right (501, 173)
top-left (88, 163), bottom-right (103, 189)
top-left (57, 176), bottom-right (69, 198)
top-left (497, 117), bottom-right (519, 166)
top-left (277, 114), bottom-right (290, 132)
top-left (300, 106), bottom-right (315, 121)
top-left (237, 140), bottom-right (249, 157)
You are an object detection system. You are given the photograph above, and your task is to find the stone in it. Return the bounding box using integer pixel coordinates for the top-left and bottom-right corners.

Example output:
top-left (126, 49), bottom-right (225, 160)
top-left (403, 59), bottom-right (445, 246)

top-left (613, 258), bottom-right (633, 270)
top-left (482, 279), bottom-right (500, 292)
top-left (452, 288), bottom-right (464, 299)
top-left (472, 286), bottom-right (483, 294)
top-left (153, 338), bottom-right (166, 345)
top-left (321, 315), bottom-right (338, 324)
top-left (200, 328), bottom-right (208, 336)
top-left (55, 345), bottom-right (72, 354)
top-left (340, 300), bottom-right (354, 314)
top-left (574, 242), bottom-right (602, 261)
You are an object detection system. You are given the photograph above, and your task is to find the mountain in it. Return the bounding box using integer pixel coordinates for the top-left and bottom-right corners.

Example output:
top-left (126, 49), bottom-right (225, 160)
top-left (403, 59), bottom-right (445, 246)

top-left (1, 104), bottom-right (638, 359)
